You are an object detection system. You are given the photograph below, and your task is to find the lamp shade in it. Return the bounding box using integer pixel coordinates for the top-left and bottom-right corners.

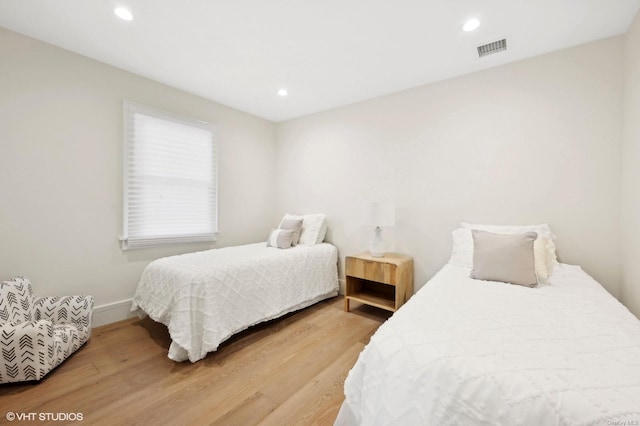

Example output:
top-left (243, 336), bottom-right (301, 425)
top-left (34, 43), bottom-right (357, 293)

top-left (362, 202), bottom-right (395, 227)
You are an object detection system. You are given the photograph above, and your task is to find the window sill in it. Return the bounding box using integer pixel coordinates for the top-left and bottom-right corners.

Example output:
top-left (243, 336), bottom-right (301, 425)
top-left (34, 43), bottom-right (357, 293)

top-left (120, 233), bottom-right (218, 250)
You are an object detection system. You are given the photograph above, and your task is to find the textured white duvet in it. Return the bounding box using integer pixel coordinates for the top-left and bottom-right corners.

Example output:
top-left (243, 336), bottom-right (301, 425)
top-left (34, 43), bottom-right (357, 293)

top-left (131, 242), bottom-right (338, 362)
top-left (337, 263), bottom-right (640, 425)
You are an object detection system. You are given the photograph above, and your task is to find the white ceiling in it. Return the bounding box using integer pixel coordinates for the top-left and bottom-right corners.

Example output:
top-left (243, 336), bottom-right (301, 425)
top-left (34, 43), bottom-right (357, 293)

top-left (1, 0), bottom-right (639, 122)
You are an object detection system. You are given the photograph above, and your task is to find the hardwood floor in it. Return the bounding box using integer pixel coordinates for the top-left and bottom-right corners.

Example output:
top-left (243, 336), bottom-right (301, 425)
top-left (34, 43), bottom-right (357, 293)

top-left (0, 297), bottom-right (390, 425)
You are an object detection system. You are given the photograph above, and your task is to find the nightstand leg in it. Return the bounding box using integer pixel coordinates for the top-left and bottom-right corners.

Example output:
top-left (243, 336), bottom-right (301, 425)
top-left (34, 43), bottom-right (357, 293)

top-left (344, 297), bottom-right (350, 312)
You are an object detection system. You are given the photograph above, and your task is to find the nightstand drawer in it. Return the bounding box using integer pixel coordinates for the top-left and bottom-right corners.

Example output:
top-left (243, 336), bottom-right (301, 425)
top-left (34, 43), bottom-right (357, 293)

top-left (344, 252), bottom-right (414, 313)
top-left (346, 256), bottom-right (396, 285)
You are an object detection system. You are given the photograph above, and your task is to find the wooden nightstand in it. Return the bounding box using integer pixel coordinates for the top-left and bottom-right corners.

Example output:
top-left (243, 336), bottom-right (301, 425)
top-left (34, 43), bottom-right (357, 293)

top-left (344, 252), bottom-right (414, 313)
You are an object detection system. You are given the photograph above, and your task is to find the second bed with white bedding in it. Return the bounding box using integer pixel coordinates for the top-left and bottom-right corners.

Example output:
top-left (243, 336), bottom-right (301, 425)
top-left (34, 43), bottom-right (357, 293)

top-left (337, 262), bottom-right (640, 425)
top-left (131, 242), bottom-right (339, 362)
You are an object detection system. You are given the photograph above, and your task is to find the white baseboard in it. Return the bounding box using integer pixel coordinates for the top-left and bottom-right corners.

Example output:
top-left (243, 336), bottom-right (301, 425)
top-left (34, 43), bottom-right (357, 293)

top-left (92, 299), bottom-right (136, 328)
top-left (93, 280), bottom-right (346, 328)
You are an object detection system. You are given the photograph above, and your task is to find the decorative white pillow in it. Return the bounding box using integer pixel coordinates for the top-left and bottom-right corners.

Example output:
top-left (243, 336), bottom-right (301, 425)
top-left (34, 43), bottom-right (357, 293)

top-left (266, 229), bottom-right (294, 249)
top-left (452, 223), bottom-right (558, 285)
top-left (278, 218), bottom-right (303, 246)
top-left (279, 213), bottom-right (327, 245)
top-left (542, 235), bottom-right (559, 277)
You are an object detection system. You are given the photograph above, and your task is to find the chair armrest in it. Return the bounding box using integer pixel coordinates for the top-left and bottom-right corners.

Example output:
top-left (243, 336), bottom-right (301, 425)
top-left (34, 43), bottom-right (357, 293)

top-left (1, 319), bottom-right (54, 347)
top-left (34, 295), bottom-right (94, 329)
top-left (0, 320), bottom-right (55, 381)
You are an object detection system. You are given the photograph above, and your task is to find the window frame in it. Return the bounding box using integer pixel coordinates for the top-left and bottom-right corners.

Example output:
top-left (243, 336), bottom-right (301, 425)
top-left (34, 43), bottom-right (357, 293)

top-left (120, 101), bottom-right (218, 250)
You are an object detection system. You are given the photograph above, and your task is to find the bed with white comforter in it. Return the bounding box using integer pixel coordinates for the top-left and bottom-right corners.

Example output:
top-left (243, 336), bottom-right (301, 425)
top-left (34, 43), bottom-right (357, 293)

top-left (131, 242), bottom-right (338, 362)
top-left (336, 262), bottom-right (640, 425)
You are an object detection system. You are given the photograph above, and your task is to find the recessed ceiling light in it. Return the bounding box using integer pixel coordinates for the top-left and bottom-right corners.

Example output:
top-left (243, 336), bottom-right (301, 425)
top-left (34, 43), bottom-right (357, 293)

top-left (463, 18), bottom-right (480, 32)
top-left (114, 7), bottom-right (134, 21)
top-left (277, 89), bottom-right (288, 97)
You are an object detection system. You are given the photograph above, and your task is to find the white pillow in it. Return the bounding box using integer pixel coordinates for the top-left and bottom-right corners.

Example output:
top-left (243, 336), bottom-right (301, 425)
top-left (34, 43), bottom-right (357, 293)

top-left (278, 218), bottom-right (303, 246)
top-left (279, 213), bottom-right (327, 245)
top-left (267, 229), bottom-right (294, 249)
top-left (450, 227), bottom-right (475, 267)
top-left (452, 223), bottom-right (558, 285)
top-left (460, 222), bottom-right (554, 237)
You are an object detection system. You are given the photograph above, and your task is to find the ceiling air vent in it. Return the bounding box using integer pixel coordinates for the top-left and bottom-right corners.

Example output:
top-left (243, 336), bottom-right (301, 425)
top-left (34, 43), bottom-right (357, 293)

top-left (477, 39), bottom-right (507, 58)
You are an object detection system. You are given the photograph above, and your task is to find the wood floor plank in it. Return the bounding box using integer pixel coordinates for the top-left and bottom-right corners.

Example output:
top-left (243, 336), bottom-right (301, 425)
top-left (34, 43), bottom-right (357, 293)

top-left (259, 342), bottom-right (366, 426)
top-left (0, 297), bottom-right (388, 425)
top-left (118, 306), bottom-right (339, 424)
top-left (212, 391), bottom-right (279, 426)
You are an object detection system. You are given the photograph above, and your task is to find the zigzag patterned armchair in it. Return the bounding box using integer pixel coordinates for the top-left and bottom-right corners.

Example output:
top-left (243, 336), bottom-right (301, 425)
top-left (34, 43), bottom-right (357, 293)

top-left (0, 277), bottom-right (93, 384)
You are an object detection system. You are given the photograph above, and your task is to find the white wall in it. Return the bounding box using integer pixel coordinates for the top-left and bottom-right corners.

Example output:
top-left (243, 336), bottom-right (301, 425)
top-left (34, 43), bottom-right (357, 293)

top-left (276, 37), bottom-right (624, 298)
top-left (0, 27), bottom-right (277, 324)
top-left (1, 24), bottom-right (635, 325)
top-left (621, 11), bottom-right (640, 318)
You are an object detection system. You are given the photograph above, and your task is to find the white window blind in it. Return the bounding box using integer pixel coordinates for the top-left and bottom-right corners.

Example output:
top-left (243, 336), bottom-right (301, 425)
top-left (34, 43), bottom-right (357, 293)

top-left (122, 102), bottom-right (217, 249)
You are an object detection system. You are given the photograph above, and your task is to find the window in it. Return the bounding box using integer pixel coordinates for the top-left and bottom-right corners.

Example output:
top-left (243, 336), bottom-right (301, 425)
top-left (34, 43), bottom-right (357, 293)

top-left (121, 102), bottom-right (217, 249)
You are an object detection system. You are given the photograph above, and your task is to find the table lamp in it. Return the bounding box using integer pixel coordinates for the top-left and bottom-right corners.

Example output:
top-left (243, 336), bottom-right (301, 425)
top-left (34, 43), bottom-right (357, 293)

top-left (363, 202), bottom-right (395, 257)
